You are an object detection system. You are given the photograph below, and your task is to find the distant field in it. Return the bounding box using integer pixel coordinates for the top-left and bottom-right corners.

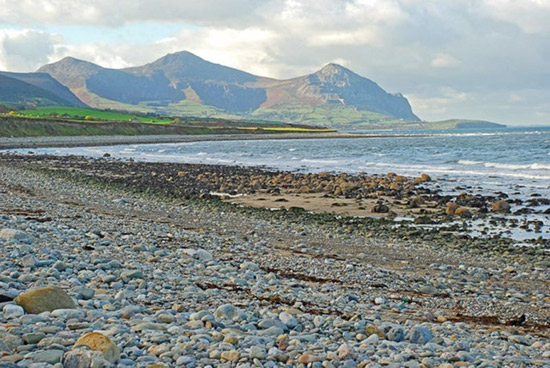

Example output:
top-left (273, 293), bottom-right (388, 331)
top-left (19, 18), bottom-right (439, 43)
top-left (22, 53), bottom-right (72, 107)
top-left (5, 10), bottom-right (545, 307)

top-left (16, 106), bottom-right (174, 124)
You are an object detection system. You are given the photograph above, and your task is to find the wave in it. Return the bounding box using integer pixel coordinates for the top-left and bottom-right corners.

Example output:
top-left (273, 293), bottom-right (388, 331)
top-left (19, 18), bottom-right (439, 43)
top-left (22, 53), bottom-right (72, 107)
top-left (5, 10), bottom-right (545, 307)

top-left (458, 160), bottom-right (550, 171)
top-left (301, 158), bottom-right (340, 164)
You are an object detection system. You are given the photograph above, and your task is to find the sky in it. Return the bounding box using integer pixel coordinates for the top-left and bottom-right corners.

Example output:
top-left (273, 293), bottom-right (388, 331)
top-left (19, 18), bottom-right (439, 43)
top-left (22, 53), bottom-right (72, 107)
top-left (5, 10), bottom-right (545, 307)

top-left (0, 0), bottom-right (549, 125)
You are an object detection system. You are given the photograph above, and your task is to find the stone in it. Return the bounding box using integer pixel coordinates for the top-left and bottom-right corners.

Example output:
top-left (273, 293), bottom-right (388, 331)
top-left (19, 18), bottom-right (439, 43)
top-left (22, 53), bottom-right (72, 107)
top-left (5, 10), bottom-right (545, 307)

top-left (240, 261), bottom-right (259, 271)
top-left (14, 286), bottom-right (76, 314)
top-left (63, 349), bottom-right (110, 368)
top-left (30, 349), bottom-right (64, 364)
top-left (491, 200), bottom-right (511, 213)
top-left (337, 343), bottom-right (354, 359)
top-left (73, 332), bottom-right (120, 363)
top-left (157, 313), bottom-right (175, 323)
top-left (215, 304), bottom-right (241, 320)
top-left (249, 346), bottom-right (267, 359)
top-left (0, 340), bottom-right (12, 353)
top-left (2, 304), bottom-right (24, 319)
top-left (279, 312), bottom-right (298, 328)
top-left (387, 326), bottom-right (405, 342)
top-left (120, 270), bottom-right (144, 280)
top-left (131, 322), bottom-right (167, 331)
top-left (51, 308), bottom-right (85, 319)
top-left (23, 333), bottom-right (45, 345)
top-left (454, 207), bottom-right (471, 218)
top-left (0, 333), bottom-right (23, 351)
top-left (220, 350), bottom-right (240, 362)
top-left (298, 353), bottom-right (320, 364)
top-left (415, 173), bottom-right (432, 183)
top-left (408, 325), bottom-right (433, 344)
top-left (445, 202), bottom-right (459, 216)
top-left (0, 229), bottom-right (28, 241)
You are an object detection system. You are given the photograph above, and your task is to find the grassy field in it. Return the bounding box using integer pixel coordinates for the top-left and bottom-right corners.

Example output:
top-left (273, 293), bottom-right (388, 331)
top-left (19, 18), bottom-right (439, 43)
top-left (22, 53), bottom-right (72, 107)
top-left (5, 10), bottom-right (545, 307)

top-left (0, 104), bottom-right (335, 137)
top-left (16, 106), bottom-right (174, 124)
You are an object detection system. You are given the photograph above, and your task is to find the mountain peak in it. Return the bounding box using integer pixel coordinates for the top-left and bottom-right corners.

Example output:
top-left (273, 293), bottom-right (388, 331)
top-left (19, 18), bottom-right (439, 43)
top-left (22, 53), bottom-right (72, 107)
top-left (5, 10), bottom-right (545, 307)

top-left (318, 63), bottom-right (351, 74)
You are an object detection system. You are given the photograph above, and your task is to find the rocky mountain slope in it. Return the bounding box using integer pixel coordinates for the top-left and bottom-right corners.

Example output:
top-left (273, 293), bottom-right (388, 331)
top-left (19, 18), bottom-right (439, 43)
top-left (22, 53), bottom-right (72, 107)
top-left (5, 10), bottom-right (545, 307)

top-left (37, 51), bottom-right (419, 126)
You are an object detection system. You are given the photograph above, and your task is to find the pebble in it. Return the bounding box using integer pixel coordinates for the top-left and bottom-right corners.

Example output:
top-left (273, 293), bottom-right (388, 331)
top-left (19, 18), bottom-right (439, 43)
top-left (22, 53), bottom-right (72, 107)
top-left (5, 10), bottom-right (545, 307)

top-left (0, 159), bottom-right (547, 368)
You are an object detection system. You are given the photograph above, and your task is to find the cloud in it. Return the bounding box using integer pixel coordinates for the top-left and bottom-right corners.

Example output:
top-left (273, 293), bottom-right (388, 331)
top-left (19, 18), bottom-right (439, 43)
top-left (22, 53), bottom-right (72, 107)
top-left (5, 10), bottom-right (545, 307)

top-left (430, 54), bottom-right (461, 68)
top-left (0, 0), bottom-right (549, 124)
top-left (0, 0), bottom-right (284, 27)
top-left (0, 29), bottom-right (61, 71)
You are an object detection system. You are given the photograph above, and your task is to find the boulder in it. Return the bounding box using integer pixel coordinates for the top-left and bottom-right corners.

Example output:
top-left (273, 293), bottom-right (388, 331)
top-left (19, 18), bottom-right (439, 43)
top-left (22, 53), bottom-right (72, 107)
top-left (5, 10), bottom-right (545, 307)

top-left (415, 173), bottom-right (432, 183)
top-left (408, 325), bottom-right (433, 344)
top-left (73, 332), bottom-right (120, 363)
top-left (491, 200), bottom-right (511, 213)
top-left (63, 348), bottom-right (111, 368)
top-left (445, 202), bottom-right (459, 215)
top-left (454, 207), bottom-right (471, 218)
top-left (0, 228), bottom-right (28, 241)
top-left (14, 286), bottom-right (76, 314)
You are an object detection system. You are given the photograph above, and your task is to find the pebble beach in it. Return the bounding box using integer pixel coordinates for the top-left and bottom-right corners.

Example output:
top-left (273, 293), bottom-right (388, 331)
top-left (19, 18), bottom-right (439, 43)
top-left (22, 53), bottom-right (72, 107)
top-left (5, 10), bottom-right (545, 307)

top-left (0, 153), bottom-right (549, 368)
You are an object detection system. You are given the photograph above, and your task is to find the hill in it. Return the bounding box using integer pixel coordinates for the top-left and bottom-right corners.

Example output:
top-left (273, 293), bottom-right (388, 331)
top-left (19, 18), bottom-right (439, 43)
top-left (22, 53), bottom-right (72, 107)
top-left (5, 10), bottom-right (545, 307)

top-left (0, 71), bottom-right (85, 107)
top-left (0, 74), bottom-right (80, 107)
top-left (37, 51), bottom-right (419, 127)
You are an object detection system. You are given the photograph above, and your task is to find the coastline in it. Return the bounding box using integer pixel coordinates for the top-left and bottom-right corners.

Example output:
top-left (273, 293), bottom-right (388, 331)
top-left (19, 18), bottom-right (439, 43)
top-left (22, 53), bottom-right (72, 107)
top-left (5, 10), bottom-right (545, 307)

top-left (0, 131), bottom-right (433, 149)
top-left (0, 154), bottom-right (549, 366)
top-left (0, 154), bottom-right (549, 367)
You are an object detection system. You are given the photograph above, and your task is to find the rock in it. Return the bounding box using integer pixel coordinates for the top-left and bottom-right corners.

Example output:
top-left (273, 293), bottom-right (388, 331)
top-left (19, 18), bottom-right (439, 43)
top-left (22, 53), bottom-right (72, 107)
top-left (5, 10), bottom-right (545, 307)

top-left (454, 207), bottom-right (471, 218)
top-left (131, 322), bottom-right (167, 331)
top-left (120, 270), bottom-right (144, 280)
top-left (51, 308), bottom-right (85, 319)
top-left (445, 202), bottom-right (459, 215)
top-left (249, 346), bottom-right (267, 359)
top-left (415, 173), bottom-right (432, 183)
top-left (491, 200), bottom-right (511, 213)
top-left (279, 312), bottom-right (298, 328)
top-left (77, 288), bottom-right (95, 300)
top-left (184, 248), bottom-right (213, 261)
top-left (156, 313), bottom-right (175, 323)
top-left (215, 304), bottom-right (242, 320)
top-left (14, 286), bottom-right (76, 314)
top-left (220, 350), bottom-right (240, 362)
top-left (0, 333), bottom-right (23, 351)
top-left (387, 326), bottom-right (405, 342)
top-left (63, 348), bottom-right (110, 368)
top-left (2, 304), bottom-right (24, 319)
top-left (408, 325), bottom-right (433, 344)
top-left (0, 340), bottom-right (12, 353)
top-left (0, 228), bottom-right (28, 241)
top-left (298, 353), bottom-right (320, 364)
top-left (372, 203), bottom-right (390, 213)
top-left (240, 261), bottom-right (259, 271)
top-left (30, 349), bottom-right (64, 364)
top-left (73, 332), bottom-right (120, 363)
top-left (23, 332), bottom-right (45, 345)
top-left (337, 343), bottom-right (354, 359)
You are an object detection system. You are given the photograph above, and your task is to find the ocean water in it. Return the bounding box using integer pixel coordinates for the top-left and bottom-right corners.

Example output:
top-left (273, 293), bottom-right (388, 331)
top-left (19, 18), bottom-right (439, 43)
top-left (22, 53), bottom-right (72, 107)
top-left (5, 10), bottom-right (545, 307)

top-left (6, 126), bottom-right (550, 240)
top-left (15, 126), bottom-right (550, 194)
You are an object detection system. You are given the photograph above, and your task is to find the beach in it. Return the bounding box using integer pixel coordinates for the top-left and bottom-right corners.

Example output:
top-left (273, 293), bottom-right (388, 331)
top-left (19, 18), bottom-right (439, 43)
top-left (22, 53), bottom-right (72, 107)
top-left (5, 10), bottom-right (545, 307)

top-left (0, 152), bottom-right (549, 367)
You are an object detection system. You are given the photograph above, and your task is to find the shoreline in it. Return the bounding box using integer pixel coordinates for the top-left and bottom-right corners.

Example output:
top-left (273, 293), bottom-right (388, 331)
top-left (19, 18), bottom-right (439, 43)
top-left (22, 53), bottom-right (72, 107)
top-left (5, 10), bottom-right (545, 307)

top-left (0, 131), bottom-right (434, 149)
top-left (0, 154), bottom-right (549, 366)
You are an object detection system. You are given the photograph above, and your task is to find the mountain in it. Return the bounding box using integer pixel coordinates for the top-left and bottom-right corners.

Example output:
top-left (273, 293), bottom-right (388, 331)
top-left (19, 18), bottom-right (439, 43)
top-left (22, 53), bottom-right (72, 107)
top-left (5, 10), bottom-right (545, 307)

top-left (37, 51), bottom-right (419, 126)
top-left (0, 71), bottom-right (86, 107)
top-left (0, 73), bottom-right (83, 107)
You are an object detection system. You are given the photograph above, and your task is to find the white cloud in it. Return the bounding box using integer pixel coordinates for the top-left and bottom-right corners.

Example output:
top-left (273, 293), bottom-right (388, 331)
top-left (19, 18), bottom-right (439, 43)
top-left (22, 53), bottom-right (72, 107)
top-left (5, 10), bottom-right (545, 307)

top-left (0, 29), bottom-right (61, 71)
top-left (431, 53), bottom-right (461, 68)
top-left (0, 0), bottom-right (549, 124)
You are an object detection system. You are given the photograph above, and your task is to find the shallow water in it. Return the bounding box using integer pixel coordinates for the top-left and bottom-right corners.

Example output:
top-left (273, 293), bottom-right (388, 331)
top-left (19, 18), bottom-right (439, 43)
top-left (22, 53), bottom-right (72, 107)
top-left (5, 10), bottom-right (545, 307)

top-left (5, 126), bottom-right (550, 241)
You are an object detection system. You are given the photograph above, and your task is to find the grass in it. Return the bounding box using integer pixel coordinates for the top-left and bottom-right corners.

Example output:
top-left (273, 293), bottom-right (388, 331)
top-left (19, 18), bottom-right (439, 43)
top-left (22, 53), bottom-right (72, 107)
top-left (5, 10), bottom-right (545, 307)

top-left (16, 106), bottom-right (174, 124)
top-left (240, 126), bottom-right (336, 133)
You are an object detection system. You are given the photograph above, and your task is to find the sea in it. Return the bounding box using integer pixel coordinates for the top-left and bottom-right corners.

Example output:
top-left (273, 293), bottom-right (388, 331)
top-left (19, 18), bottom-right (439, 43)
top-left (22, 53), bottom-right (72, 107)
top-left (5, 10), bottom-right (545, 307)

top-left (6, 126), bottom-right (550, 241)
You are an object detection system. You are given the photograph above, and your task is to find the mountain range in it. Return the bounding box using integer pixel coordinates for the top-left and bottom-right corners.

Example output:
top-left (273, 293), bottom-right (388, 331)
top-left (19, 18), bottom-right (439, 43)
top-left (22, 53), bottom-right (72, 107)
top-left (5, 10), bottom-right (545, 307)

top-left (1, 51), bottom-right (420, 126)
